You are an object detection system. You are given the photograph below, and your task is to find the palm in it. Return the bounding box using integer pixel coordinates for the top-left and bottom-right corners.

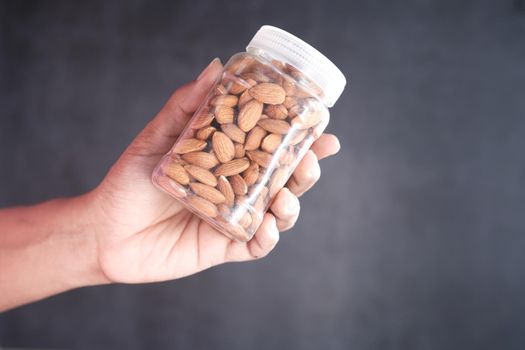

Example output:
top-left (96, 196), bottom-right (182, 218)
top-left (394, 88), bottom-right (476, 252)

top-left (89, 59), bottom-right (338, 284)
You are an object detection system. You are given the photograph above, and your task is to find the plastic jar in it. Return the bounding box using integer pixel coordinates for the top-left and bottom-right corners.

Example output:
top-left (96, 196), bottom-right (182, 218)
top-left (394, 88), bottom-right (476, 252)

top-left (152, 25), bottom-right (346, 242)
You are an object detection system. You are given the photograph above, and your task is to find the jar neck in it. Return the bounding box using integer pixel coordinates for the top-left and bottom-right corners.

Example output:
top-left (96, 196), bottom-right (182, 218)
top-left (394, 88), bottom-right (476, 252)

top-left (246, 48), bottom-right (327, 106)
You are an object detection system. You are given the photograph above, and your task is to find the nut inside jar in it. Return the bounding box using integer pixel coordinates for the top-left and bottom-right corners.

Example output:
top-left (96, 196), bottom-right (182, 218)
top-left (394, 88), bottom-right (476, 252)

top-left (157, 55), bottom-right (328, 242)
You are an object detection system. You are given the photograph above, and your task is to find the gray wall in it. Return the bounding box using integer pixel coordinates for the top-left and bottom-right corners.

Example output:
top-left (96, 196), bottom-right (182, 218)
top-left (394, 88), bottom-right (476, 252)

top-left (1, 0), bottom-right (525, 349)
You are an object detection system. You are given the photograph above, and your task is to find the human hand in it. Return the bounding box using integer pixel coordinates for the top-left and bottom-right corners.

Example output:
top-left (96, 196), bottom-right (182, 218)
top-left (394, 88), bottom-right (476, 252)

top-left (88, 58), bottom-right (340, 284)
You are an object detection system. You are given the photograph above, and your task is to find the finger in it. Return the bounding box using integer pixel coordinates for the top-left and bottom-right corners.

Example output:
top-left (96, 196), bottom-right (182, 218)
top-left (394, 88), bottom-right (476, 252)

top-left (225, 213), bottom-right (279, 262)
top-left (286, 150), bottom-right (321, 197)
top-left (270, 188), bottom-right (300, 232)
top-left (310, 134), bottom-right (341, 160)
top-left (128, 58), bottom-right (223, 157)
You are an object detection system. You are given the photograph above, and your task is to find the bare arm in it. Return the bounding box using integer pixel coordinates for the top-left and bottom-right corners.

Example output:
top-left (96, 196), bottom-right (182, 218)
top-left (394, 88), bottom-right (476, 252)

top-left (0, 59), bottom-right (340, 311)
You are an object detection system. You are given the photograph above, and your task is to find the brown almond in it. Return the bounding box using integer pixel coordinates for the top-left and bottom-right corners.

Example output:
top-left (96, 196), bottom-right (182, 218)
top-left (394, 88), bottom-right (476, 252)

top-left (234, 143), bottom-right (245, 158)
top-left (217, 176), bottom-right (235, 206)
top-left (191, 112), bottom-right (214, 129)
top-left (215, 84), bottom-right (227, 95)
top-left (229, 174), bottom-right (248, 195)
top-left (283, 96), bottom-right (298, 109)
top-left (227, 81), bottom-right (247, 95)
top-left (210, 94), bottom-right (238, 107)
top-left (264, 104), bottom-right (288, 119)
top-left (184, 165), bottom-right (217, 187)
top-left (166, 162), bottom-right (190, 185)
top-left (238, 99), bottom-right (263, 132)
top-left (196, 126), bottom-right (216, 140)
top-left (181, 152), bottom-right (219, 169)
top-left (257, 119), bottom-right (291, 134)
top-left (212, 131), bottom-right (235, 163)
top-left (244, 126), bottom-right (267, 151)
top-left (242, 162), bottom-right (259, 186)
top-left (253, 187), bottom-right (269, 212)
top-left (189, 183), bottom-right (226, 204)
top-left (269, 166), bottom-right (290, 198)
top-left (292, 110), bottom-right (325, 128)
top-left (238, 89), bottom-right (253, 107)
top-left (246, 150), bottom-right (274, 168)
top-left (214, 157), bottom-right (250, 177)
top-left (261, 133), bottom-right (282, 153)
top-left (215, 106), bottom-right (235, 124)
top-left (289, 129), bottom-right (309, 145)
top-left (218, 203), bottom-right (231, 217)
top-left (241, 72), bottom-right (270, 83)
top-left (174, 138), bottom-right (207, 154)
top-left (239, 212), bottom-right (252, 229)
top-left (249, 83), bottom-right (286, 105)
top-left (187, 196), bottom-right (218, 217)
top-left (281, 77), bottom-right (296, 96)
top-left (279, 147), bottom-right (296, 165)
top-left (226, 55), bottom-right (256, 75)
top-left (221, 123), bottom-right (246, 144)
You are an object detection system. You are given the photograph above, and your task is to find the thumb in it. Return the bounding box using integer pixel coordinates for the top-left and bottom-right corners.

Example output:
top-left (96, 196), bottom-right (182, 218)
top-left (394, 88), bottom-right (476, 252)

top-left (127, 58), bottom-right (224, 159)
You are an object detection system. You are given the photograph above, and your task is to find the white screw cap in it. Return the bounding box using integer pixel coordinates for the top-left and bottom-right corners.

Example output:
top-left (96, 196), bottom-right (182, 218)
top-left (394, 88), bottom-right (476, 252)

top-left (247, 25), bottom-right (347, 108)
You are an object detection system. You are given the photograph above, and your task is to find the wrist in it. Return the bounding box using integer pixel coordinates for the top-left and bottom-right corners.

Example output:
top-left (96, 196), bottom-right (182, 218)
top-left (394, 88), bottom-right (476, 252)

top-left (57, 192), bottom-right (111, 288)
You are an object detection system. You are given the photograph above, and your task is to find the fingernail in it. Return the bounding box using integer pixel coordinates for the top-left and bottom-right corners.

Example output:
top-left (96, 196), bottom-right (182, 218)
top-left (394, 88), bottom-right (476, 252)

top-left (197, 57), bottom-right (221, 81)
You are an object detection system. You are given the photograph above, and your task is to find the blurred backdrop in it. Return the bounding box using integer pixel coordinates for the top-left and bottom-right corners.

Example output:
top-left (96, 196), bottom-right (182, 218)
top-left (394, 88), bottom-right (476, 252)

top-left (1, 0), bottom-right (525, 349)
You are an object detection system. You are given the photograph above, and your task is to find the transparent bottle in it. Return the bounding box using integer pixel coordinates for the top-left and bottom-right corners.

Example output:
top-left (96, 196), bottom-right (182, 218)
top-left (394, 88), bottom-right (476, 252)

top-left (152, 25), bottom-right (346, 242)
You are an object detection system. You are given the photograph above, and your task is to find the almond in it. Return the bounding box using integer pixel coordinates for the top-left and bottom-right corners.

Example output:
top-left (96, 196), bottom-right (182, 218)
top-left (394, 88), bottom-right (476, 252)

top-left (239, 212), bottom-right (252, 229)
top-left (221, 123), bottom-right (246, 144)
top-left (292, 109), bottom-right (325, 128)
top-left (174, 138), bottom-right (207, 154)
top-left (238, 89), bottom-right (253, 107)
top-left (214, 157), bottom-right (250, 177)
top-left (215, 84), bottom-right (227, 95)
top-left (187, 195), bottom-right (218, 217)
top-left (191, 112), bottom-right (214, 129)
top-left (218, 204), bottom-right (231, 217)
top-left (279, 147), bottom-right (296, 165)
top-left (289, 129), bottom-right (309, 145)
top-left (238, 99), bottom-right (263, 132)
top-left (215, 106), bottom-right (235, 124)
top-left (281, 77), bottom-right (296, 96)
top-left (261, 133), bottom-right (282, 153)
top-left (217, 176), bottom-right (235, 206)
top-left (257, 119), bottom-right (291, 134)
top-left (283, 96), bottom-right (298, 109)
top-left (166, 162), bottom-right (190, 185)
top-left (227, 80), bottom-right (247, 95)
top-left (253, 187), bottom-right (269, 212)
top-left (212, 131), bottom-right (235, 163)
top-left (181, 152), bottom-right (219, 169)
top-left (196, 126), bottom-right (216, 140)
top-left (249, 83), bottom-right (286, 105)
top-left (229, 174), bottom-right (248, 195)
top-left (246, 150), bottom-right (274, 168)
top-left (211, 94), bottom-right (238, 107)
top-left (241, 72), bottom-right (270, 83)
top-left (234, 143), bottom-right (245, 158)
top-left (244, 126), bottom-right (267, 151)
top-left (190, 183), bottom-right (226, 204)
top-left (264, 104), bottom-right (288, 119)
top-left (184, 165), bottom-right (217, 186)
top-left (242, 162), bottom-right (259, 186)
top-left (269, 166), bottom-right (290, 198)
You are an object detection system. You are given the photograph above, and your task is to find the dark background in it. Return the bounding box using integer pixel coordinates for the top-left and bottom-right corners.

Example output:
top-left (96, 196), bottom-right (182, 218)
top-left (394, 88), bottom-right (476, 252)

top-left (1, 0), bottom-right (524, 349)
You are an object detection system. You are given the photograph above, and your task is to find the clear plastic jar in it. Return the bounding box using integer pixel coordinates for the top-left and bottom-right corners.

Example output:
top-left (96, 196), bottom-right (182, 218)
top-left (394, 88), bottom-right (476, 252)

top-left (152, 26), bottom-right (346, 242)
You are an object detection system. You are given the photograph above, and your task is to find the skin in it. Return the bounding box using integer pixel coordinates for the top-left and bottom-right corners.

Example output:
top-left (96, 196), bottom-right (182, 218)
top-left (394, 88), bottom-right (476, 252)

top-left (0, 58), bottom-right (340, 311)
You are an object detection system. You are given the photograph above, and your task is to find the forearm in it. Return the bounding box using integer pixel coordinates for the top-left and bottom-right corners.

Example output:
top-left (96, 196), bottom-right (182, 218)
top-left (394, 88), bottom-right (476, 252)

top-left (0, 193), bottom-right (108, 311)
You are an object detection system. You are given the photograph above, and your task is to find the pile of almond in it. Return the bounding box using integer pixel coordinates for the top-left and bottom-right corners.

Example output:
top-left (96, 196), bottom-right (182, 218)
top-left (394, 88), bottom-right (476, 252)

top-left (162, 55), bottom-right (327, 241)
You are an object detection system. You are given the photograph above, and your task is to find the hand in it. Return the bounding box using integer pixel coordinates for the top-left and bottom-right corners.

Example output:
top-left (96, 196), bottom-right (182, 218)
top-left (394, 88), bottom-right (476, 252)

top-left (89, 58), bottom-right (341, 284)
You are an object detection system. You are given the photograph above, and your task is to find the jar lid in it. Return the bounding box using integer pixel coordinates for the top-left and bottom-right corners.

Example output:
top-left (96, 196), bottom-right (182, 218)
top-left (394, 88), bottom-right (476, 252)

top-left (246, 25), bottom-right (346, 108)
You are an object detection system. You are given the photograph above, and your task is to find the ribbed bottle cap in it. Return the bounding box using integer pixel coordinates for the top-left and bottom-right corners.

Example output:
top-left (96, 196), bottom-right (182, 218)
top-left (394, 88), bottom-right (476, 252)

top-left (246, 25), bottom-right (346, 107)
